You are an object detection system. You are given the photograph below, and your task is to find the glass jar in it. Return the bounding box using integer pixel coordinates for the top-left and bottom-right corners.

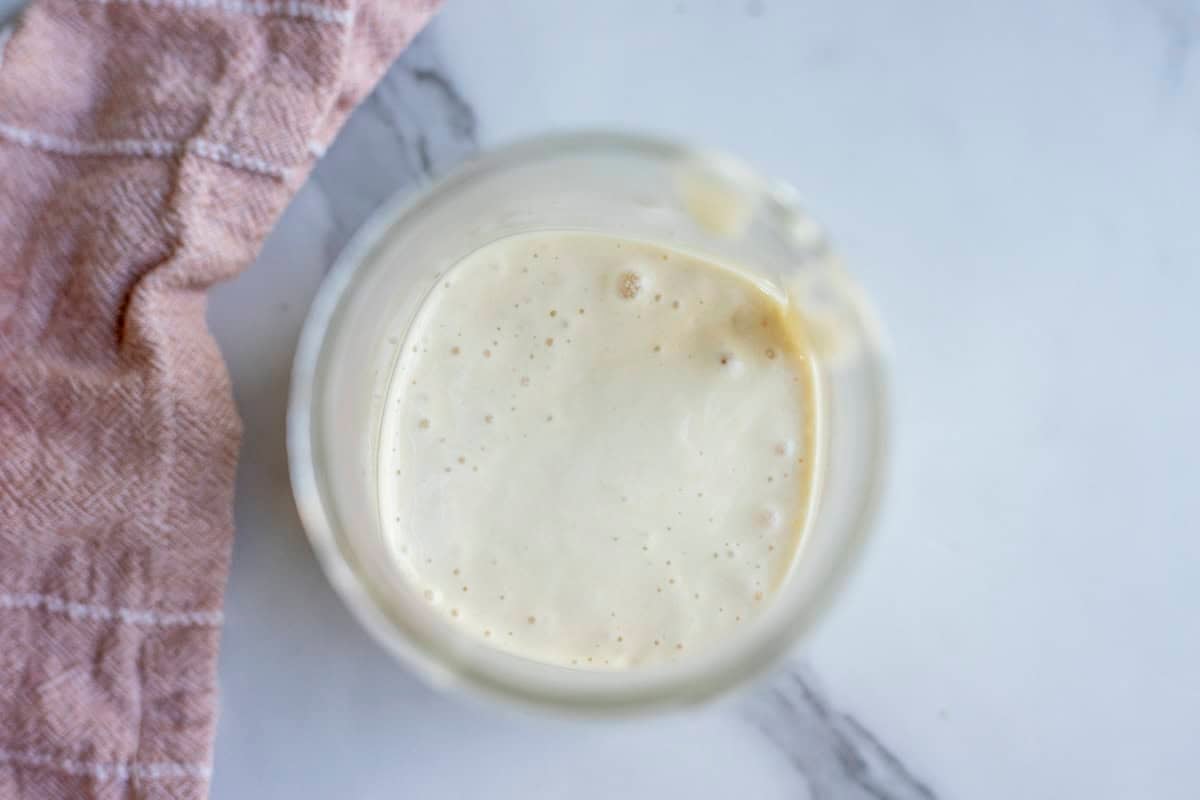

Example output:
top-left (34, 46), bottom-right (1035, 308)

top-left (287, 132), bottom-right (887, 712)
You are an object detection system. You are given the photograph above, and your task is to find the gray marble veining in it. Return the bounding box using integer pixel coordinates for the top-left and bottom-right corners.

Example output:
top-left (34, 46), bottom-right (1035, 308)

top-left (307, 30), bottom-right (478, 265)
top-left (744, 666), bottom-right (936, 800)
top-left (1142, 0), bottom-right (1200, 84)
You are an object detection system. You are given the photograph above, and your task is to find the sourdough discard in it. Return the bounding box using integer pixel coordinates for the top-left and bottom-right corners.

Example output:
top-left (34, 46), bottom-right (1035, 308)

top-left (379, 232), bottom-right (816, 668)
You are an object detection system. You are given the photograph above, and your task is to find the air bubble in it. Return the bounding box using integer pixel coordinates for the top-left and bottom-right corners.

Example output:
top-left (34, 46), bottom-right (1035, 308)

top-left (618, 271), bottom-right (642, 299)
top-left (758, 506), bottom-right (777, 532)
top-left (718, 353), bottom-right (744, 374)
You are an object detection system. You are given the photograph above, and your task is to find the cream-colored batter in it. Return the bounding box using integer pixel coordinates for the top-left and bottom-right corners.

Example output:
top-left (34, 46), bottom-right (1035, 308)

top-left (378, 232), bottom-right (814, 668)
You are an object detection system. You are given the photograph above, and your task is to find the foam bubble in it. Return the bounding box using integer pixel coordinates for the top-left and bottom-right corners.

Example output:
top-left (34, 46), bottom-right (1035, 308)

top-left (618, 271), bottom-right (642, 299)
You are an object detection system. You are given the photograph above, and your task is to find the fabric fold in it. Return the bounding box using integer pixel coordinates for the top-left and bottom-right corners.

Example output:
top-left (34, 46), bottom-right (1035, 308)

top-left (0, 1), bottom-right (439, 797)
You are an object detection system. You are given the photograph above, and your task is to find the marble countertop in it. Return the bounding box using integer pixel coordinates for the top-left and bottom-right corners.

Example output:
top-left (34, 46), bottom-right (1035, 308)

top-left (6, 1), bottom-right (1197, 797)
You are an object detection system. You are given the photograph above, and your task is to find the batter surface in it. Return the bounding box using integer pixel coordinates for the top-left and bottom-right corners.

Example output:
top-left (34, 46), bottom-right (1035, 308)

top-left (379, 232), bottom-right (814, 668)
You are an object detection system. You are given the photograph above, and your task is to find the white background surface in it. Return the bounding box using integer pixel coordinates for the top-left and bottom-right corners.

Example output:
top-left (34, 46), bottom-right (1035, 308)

top-left (5, 0), bottom-right (1197, 797)
top-left (219, 2), bottom-right (1200, 797)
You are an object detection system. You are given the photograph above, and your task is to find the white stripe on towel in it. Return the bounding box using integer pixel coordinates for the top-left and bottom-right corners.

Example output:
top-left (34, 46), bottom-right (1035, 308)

top-left (0, 121), bottom-right (292, 178)
top-left (81, 0), bottom-right (352, 26)
top-left (0, 591), bottom-right (222, 627)
top-left (0, 747), bottom-right (213, 782)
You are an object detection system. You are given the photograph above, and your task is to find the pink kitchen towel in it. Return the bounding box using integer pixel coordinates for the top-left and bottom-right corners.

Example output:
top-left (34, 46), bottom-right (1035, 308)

top-left (0, 1), bottom-right (439, 797)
